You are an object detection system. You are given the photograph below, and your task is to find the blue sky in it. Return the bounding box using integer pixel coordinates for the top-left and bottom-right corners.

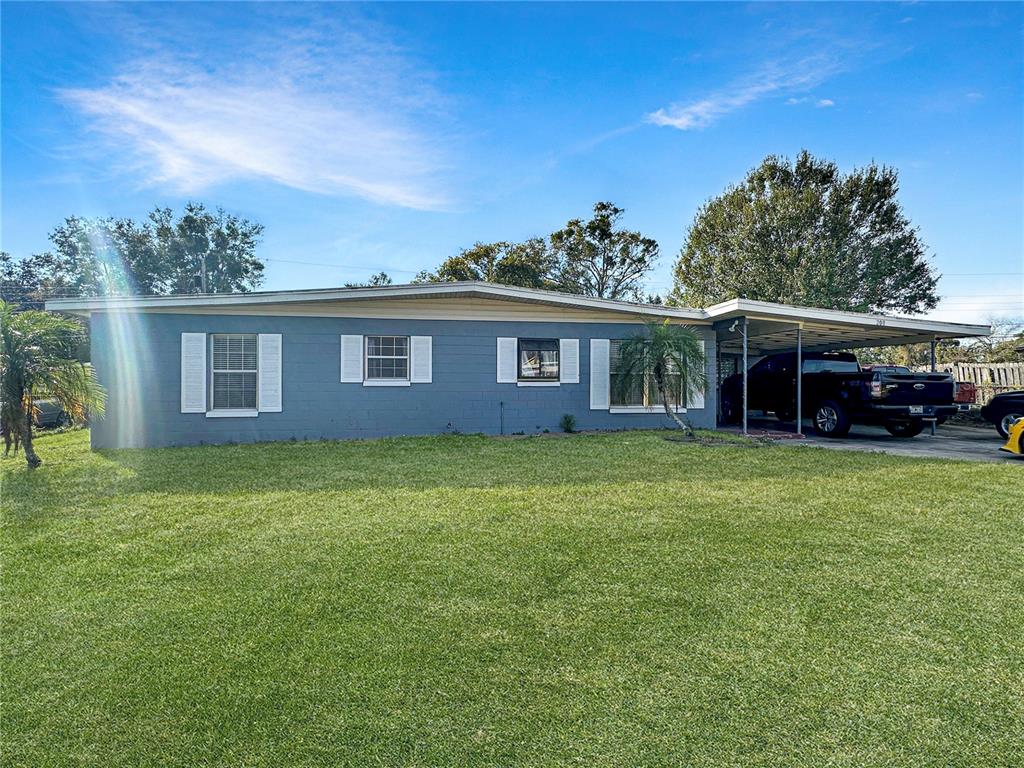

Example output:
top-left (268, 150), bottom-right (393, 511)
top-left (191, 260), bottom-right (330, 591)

top-left (2, 2), bottom-right (1022, 322)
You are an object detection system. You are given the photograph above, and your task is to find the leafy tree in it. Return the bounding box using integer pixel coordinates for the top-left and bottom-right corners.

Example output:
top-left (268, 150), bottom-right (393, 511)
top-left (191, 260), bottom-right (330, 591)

top-left (612, 320), bottom-right (706, 437)
top-left (416, 239), bottom-right (554, 289)
top-left (0, 252), bottom-right (69, 310)
top-left (345, 272), bottom-right (393, 288)
top-left (672, 151), bottom-right (939, 314)
top-left (550, 202), bottom-right (658, 301)
top-left (0, 301), bottom-right (105, 468)
top-left (14, 203), bottom-right (265, 300)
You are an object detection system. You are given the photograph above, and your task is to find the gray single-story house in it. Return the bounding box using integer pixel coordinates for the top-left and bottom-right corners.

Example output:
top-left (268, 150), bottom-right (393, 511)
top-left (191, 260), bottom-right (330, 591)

top-left (46, 282), bottom-right (990, 449)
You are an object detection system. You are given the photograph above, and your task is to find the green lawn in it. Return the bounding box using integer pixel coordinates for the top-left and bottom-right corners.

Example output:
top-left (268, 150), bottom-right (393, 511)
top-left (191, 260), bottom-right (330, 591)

top-left (3, 429), bottom-right (1022, 767)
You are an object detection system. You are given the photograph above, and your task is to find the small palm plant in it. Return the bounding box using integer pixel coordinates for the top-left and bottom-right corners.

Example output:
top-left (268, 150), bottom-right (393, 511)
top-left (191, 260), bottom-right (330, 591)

top-left (0, 301), bottom-right (105, 468)
top-left (613, 320), bottom-right (707, 438)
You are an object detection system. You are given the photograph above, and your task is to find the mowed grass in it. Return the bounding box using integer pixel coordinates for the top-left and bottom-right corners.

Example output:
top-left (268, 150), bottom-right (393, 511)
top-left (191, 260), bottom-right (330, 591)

top-left (2, 429), bottom-right (1022, 768)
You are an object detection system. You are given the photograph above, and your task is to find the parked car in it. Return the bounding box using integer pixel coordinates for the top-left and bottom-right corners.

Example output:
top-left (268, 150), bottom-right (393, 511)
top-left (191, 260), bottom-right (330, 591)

top-left (980, 390), bottom-right (1024, 438)
top-left (721, 351), bottom-right (958, 438)
top-left (33, 400), bottom-right (69, 428)
top-left (999, 415), bottom-right (1024, 456)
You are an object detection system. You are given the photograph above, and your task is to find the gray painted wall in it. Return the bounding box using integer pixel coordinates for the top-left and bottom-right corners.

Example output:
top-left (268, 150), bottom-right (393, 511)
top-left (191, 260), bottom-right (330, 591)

top-left (89, 312), bottom-right (718, 448)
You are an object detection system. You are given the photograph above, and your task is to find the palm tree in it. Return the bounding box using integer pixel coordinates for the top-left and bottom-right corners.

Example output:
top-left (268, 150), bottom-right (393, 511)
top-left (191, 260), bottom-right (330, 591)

top-left (613, 320), bottom-right (707, 438)
top-left (0, 301), bottom-right (105, 468)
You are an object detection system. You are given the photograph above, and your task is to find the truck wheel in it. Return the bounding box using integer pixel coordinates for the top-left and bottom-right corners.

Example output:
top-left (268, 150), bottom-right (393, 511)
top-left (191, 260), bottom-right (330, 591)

top-left (885, 420), bottom-right (924, 438)
top-left (997, 412), bottom-right (1024, 439)
top-left (813, 400), bottom-right (851, 438)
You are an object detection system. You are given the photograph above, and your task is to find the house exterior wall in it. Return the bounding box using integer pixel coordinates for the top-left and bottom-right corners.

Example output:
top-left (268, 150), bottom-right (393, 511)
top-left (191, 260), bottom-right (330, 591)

top-left (89, 311), bottom-right (718, 449)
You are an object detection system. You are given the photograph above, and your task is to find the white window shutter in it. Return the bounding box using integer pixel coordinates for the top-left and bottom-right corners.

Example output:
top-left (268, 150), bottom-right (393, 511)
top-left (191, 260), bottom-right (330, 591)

top-left (258, 334), bottom-right (282, 412)
top-left (340, 335), bottom-right (364, 382)
top-left (497, 337), bottom-right (517, 383)
top-left (410, 336), bottom-right (432, 383)
top-left (687, 340), bottom-right (705, 409)
top-left (181, 333), bottom-right (207, 413)
top-left (560, 339), bottom-right (579, 383)
top-left (590, 338), bottom-right (610, 410)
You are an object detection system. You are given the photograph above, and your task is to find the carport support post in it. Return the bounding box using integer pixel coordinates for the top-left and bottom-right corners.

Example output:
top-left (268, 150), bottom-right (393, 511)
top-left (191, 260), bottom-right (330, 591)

top-left (796, 327), bottom-right (803, 437)
top-left (930, 339), bottom-right (937, 436)
top-left (742, 317), bottom-right (748, 435)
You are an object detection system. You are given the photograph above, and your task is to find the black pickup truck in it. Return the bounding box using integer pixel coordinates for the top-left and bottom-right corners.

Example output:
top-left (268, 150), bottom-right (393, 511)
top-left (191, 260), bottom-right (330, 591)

top-left (720, 351), bottom-right (958, 438)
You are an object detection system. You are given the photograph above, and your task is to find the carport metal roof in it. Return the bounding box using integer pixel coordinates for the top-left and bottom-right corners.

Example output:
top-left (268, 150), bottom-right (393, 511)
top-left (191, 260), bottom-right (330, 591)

top-left (708, 299), bottom-right (991, 355)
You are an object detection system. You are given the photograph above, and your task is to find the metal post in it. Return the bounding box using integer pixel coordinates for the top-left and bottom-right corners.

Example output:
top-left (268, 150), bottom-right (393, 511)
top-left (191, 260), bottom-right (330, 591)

top-left (796, 326), bottom-right (803, 437)
top-left (742, 317), bottom-right (748, 435)
top-left (930, 339), bottom-right (937, 436)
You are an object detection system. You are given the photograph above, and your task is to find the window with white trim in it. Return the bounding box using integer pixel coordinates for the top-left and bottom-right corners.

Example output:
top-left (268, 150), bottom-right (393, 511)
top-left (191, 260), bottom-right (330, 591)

top-left (211, 333), bottom-right (258, 410)
top-left (609, 339), bottom-right (682, 408)
top-left (366, 335), bottom-right (409, 380)
top-left (518, 338), bottom-right (559, 380)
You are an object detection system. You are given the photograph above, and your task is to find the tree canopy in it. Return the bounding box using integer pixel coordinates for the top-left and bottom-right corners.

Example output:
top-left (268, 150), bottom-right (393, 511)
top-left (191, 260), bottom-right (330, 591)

top-left (550, 202), bottom-right (659, 301)
top-left (1, 203), bottom-right (264, 308)
top-left (417, 202), bottom-right (658, 300)
top-left (415, 239), bottom-right (554, 289)
top-left (671, 151), bottom-right (939, 314)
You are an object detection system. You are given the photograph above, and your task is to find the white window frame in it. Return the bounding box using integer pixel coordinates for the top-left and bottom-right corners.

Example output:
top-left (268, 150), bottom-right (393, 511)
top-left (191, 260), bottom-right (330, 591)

top-left (208, 333), bottom-right (260, 417)
top-left (517, 337), bottom-right (560, 385)
top-left (364, 334), bottom-right (412, 387)
top-left (608, 339), bottom-right (685, 414)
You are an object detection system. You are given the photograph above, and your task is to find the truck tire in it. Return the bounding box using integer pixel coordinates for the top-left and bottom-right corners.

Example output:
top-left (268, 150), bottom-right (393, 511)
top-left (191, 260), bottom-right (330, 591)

top-left (813, 400), bottom-right (851, 438)
top-left (885, 420), bottom-right (924, 438)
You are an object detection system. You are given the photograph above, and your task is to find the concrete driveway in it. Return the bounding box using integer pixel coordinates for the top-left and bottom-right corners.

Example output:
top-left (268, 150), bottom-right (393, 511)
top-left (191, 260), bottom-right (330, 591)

top-left (739, 417), bottom-right (1020, 464)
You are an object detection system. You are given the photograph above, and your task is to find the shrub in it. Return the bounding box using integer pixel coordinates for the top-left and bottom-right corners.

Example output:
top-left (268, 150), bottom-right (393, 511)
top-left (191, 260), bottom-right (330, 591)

top-left (559, 413), bottom-right (576, 433)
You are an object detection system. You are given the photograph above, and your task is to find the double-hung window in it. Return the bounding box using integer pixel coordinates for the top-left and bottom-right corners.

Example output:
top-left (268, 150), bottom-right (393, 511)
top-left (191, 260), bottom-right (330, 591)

top-left (366, 335), bottom-right (409, 381)
top-left (609, 339), bottom-right (682, 408)
top-left (518, 338), bottom-right (559, 381)
top-left (211, 333), bottom-right (258, 410)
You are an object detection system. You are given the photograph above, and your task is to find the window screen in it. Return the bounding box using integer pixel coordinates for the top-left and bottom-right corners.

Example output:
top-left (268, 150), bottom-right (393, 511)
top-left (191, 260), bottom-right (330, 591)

top-left (366, 336), bottom-right (409, 380)
top-left (211, 334), bottom-right (258, 410)
top-left (518, 338), bottom-right (559, 380)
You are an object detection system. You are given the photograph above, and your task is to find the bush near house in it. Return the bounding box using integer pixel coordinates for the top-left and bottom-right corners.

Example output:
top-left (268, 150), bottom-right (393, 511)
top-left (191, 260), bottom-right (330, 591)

top-left (2, 429), bottom-right (1021, 767)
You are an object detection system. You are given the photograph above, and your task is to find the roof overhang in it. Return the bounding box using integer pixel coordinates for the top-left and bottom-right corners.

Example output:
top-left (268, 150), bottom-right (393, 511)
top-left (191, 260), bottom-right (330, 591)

top-left (44, 283), bottom-right (992, 350)
top-left (706, 299), bottom-right (991, 354)
top-left (44, 281), bottom-right (706, 321)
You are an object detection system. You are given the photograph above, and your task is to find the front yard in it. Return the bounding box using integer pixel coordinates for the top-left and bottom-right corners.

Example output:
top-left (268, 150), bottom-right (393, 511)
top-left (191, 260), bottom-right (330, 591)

top-left (2, 429), bottom-right (1022, 767)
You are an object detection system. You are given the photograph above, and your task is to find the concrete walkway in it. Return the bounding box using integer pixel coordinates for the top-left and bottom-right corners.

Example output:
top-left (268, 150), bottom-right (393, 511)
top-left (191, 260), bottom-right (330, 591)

top-left (735, 418), bottom-right (1021, 464)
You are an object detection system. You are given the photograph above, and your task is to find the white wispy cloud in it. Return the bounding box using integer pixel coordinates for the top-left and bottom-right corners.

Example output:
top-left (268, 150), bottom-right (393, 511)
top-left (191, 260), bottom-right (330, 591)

top-left (646, 55), bottom-right (842, 131)
top-left (816, 98), bottom-right (835, 108)
top-left (59, 12), bottom-right (452, 210)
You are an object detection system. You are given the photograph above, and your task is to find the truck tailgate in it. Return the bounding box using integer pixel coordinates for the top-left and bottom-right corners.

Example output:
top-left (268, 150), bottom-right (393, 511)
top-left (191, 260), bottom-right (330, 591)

top-left (879, 373), bottom-right (955, 405)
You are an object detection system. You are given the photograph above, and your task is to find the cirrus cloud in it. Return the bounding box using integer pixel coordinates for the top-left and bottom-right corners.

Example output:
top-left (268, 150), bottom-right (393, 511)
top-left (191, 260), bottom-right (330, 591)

top-left (59, 13), bottom-right (453, 210)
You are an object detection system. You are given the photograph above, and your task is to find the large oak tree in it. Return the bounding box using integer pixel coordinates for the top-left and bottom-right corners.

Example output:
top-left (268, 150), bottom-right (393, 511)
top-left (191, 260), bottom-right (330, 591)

top-left (671, 151), bottom-right (939, 314)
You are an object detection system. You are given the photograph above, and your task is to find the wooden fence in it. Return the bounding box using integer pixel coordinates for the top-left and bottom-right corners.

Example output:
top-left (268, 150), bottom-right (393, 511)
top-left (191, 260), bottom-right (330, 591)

top-left (915, 362), bottom-right (1024, 404)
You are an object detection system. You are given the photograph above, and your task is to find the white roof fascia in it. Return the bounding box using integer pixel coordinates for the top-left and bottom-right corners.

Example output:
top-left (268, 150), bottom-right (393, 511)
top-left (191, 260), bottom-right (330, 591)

top-left (45, 281), bottom-right (705, 321)
top-left (705, 298), bottom-right (991, 338)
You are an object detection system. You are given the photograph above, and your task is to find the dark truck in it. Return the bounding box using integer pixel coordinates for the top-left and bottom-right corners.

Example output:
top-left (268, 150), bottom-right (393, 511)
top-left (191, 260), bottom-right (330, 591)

top-left (721, 351), bottom-right (958, 438)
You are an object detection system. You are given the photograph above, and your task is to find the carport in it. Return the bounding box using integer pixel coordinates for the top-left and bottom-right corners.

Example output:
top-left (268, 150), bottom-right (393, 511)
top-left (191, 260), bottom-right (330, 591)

top-left (705, 299), bottom-right (992, 435)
